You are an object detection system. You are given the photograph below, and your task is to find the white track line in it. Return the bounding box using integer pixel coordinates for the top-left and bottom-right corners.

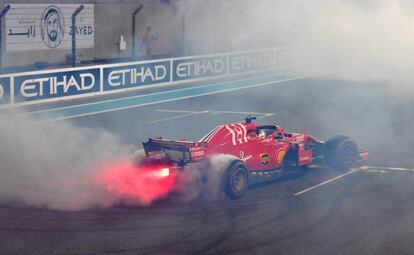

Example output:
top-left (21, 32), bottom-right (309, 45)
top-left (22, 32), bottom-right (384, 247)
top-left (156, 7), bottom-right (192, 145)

top-left (208, 110), bottom-right (274, 115)
top-left (156, 109), bottom-right (275, 116)
top-left (26, 75), bottom-right (299, 116)
top-left (151, 109), bottom-right (275, 124)
top-left (294, 168), bottom-right (359, 196)
top-left (257, 113), bottom-right (276, 119)
top-left (360, 166), bottom-right (414, 173)
top-left (146, 111), bottom-right (209, 124)
top-left (35, 77), bottom-right (303, 123)
top-left (155, 109), bottom-right (202, 114)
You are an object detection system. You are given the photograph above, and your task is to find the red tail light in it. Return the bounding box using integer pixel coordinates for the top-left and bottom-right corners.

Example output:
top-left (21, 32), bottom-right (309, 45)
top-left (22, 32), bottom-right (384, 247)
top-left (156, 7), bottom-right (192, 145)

top-left (157, 168), bottom-right (170, 177)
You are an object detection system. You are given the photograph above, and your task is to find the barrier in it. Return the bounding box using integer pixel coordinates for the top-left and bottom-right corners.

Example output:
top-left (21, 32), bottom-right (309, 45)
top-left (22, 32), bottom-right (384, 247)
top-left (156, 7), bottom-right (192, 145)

top-left (14, 68), bottom-right (100, 103)
top-left (0, 47), bottom-right (291, 107)
top-left (0, 77), bottom-right (10, 105)
top-left (172, 55), bottom-right (227, 81)
top-left (103, 60), bottom-right (170, 91)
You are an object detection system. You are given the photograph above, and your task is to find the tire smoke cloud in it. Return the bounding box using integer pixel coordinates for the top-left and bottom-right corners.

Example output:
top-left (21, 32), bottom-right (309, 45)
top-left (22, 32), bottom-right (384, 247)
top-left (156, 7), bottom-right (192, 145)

top-left (0, 112), bottom-right (235, 211)
top-left (182, 0), bottom-right (414, 81)
top-left (174, 154), bottom-right (237, 202)
top-left (0, 112), bottom-right (131, 211)
top-left (267, 0), bottom-right (414, 81)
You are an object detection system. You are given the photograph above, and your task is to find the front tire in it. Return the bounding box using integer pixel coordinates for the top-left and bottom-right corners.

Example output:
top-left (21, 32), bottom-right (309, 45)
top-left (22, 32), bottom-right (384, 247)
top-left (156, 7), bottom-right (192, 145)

top-left (224, 160), bottom-right (249, 199)
top-left (324, 135), bottom-right (358, 171)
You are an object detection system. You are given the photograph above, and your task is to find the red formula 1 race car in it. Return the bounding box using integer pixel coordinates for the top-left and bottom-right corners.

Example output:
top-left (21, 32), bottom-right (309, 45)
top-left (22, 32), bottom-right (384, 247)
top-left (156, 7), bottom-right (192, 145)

top-left (141, 116), bottom-right (368, 199)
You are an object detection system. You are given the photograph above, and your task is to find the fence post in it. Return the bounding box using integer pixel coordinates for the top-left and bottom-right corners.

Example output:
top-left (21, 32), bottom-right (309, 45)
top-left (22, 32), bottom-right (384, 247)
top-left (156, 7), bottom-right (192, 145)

top-left (71, 5), bottom-right (84, 67)
top-left (132, 4), bottom-right (143, 59)
top-left (0, 5), bottom-right (11, 72)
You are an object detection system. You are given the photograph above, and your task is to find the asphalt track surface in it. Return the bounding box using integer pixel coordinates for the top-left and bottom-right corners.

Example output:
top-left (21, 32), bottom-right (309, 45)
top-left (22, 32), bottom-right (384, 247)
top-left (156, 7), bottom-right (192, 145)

top-left (2, 77), bottom-right (414, 254)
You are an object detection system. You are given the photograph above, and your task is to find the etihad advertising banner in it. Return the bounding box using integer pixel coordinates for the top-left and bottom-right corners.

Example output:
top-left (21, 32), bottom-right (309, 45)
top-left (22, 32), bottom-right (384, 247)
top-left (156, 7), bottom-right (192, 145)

top-left (229, 49), bottom-right (287, 74)
top-left (103, 61), bottom-right (171, 92)
top-left (172, 56), bottom-right (227, 81)
top-left (14, 68), bottom-right (100, 102)
top-left (0, 77), bottom-right (11, 105)
top-left (5, 4), bottom-right (94, 52)
top-left (0, 48), bottom-right (289, 106)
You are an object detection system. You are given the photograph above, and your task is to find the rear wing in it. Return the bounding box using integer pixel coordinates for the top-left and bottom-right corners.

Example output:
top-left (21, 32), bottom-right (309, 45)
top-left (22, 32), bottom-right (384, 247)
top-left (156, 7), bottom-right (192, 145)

top-left (143, 138), bottom-right (206, 164)
top-left (143, 138), bottom-right (195, 151)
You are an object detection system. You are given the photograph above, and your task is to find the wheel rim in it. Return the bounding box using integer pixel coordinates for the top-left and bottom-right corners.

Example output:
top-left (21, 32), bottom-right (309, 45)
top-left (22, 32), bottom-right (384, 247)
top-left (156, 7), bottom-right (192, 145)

top-left (340, 143), bottom-right (356, 167)
top-left (233, 167), bottom-right (247, 191)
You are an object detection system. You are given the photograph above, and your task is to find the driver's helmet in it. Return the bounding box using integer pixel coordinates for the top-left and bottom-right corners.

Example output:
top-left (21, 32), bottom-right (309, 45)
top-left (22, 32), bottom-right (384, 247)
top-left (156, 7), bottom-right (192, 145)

top-left (257, 130), bottom-right (266, 139)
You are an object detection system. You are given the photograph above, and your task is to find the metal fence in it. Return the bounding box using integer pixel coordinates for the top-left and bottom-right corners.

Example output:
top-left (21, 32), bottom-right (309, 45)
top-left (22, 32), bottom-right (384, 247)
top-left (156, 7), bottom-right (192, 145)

top-left (0, 0), bottom-right (286, 73)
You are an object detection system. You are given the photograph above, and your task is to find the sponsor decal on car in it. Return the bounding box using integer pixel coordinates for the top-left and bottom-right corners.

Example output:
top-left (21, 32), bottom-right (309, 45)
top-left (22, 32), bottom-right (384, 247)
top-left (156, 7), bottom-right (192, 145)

top-left (251, 169), bottom-right (283, 176)
top-left (191, 151), bottom-right (205, 157)
top-left (225, 124), bottom-right (248, 145)
top-left (260, 153), bottom-right (270, 165)
top-left (276, 149), bottom-right (286, 165)
top-left (239, 151), bottom-right (253, 162)
top-left (189, 147), bottom-right (205, 160)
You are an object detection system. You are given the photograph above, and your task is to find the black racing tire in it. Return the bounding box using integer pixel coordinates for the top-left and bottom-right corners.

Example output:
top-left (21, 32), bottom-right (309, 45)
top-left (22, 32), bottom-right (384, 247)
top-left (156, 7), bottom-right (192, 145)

top-left (283, 147), bottom-right (308, 173)
top-left (324, 135), bottom-right (358, 171)
top-left (283, 148), bottom-right (298, 172)
top-left (224, 160), bottom-right (250, 199)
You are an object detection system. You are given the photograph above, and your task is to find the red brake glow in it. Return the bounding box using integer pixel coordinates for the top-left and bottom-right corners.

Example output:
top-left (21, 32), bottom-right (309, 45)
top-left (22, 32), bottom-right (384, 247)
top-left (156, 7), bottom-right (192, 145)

top-left (157, 168), bottom-right (170, 177)
top-left (96, 160), bottom-right (175, 205)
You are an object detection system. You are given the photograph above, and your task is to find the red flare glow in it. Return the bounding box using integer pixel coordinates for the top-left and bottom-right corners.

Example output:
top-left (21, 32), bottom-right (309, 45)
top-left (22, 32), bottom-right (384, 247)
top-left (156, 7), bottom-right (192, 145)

top-left (97, 160), bottom-right (176, 205)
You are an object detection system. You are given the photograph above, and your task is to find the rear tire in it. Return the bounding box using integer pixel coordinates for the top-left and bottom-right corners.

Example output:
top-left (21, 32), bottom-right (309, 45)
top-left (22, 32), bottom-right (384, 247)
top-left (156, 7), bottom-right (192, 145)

top-left (224, 160), bottom-right (249, 199)
top-left (283, 147), bottom-right (308, 172)
top-left (324, 135), bottom-right (358, 171)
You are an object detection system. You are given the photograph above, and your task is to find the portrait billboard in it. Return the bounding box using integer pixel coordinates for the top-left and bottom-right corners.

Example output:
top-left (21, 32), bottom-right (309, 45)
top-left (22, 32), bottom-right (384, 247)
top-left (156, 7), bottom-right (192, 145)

top-left (5, 4), bottom-right (94, 52)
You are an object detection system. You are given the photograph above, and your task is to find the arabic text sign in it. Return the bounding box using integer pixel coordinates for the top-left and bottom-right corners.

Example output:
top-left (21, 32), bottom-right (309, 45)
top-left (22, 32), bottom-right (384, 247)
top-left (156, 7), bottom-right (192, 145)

top-left (6, 4), bottom-right (94, 52)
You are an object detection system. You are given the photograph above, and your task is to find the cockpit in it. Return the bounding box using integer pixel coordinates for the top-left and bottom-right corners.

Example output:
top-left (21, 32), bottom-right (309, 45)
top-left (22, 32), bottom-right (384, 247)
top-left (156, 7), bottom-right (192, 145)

top-left (257, 125), bottom-right (279, 136)
top-left (247, 125), bottom-right (280, 139)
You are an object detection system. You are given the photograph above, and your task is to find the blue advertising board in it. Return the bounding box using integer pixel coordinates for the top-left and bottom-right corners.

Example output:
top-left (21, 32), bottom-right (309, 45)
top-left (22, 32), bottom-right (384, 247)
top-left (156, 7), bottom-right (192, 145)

top-left (14, 68), bottom-right (100, 102)
top-left (103, 61), bottom-right (170, 92)
top-left (172, 56), bottom-right (227, 81)
top-left (0, 77), bottom-right (11, 105)
top-left (229, 50), bottom-right (281, 74)
top-left (0, 48), bottom-right (288, 107)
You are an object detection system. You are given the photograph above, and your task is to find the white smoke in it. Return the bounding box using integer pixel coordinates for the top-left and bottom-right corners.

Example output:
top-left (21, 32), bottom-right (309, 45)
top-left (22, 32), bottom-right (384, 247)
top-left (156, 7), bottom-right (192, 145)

top-left (271, 0), bottom-right (414, 81)
top-left (174, 154), bottom-right (238, 202)
top-left (0, 111), bottom-right (241, 211)
top-left (0, 111), bottom-right (131, 211)
top-left (180, 0), bottom-right (414, 81)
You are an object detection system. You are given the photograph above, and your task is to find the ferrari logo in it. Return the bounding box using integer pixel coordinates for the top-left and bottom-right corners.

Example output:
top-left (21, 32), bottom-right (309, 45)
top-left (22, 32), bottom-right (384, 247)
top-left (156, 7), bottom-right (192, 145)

top-left (260, 154), bottom-right (270, 165)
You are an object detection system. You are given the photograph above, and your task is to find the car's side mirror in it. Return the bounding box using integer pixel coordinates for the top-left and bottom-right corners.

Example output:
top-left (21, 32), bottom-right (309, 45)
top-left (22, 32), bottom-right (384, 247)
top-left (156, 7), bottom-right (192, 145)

top-left (275, 133), bottom-right (284, 140)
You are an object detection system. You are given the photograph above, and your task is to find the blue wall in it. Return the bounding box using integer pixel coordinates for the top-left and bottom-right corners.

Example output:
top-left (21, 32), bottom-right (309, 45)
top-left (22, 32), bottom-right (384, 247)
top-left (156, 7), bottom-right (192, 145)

top-left (0, 48), bottom-right (288, 106)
